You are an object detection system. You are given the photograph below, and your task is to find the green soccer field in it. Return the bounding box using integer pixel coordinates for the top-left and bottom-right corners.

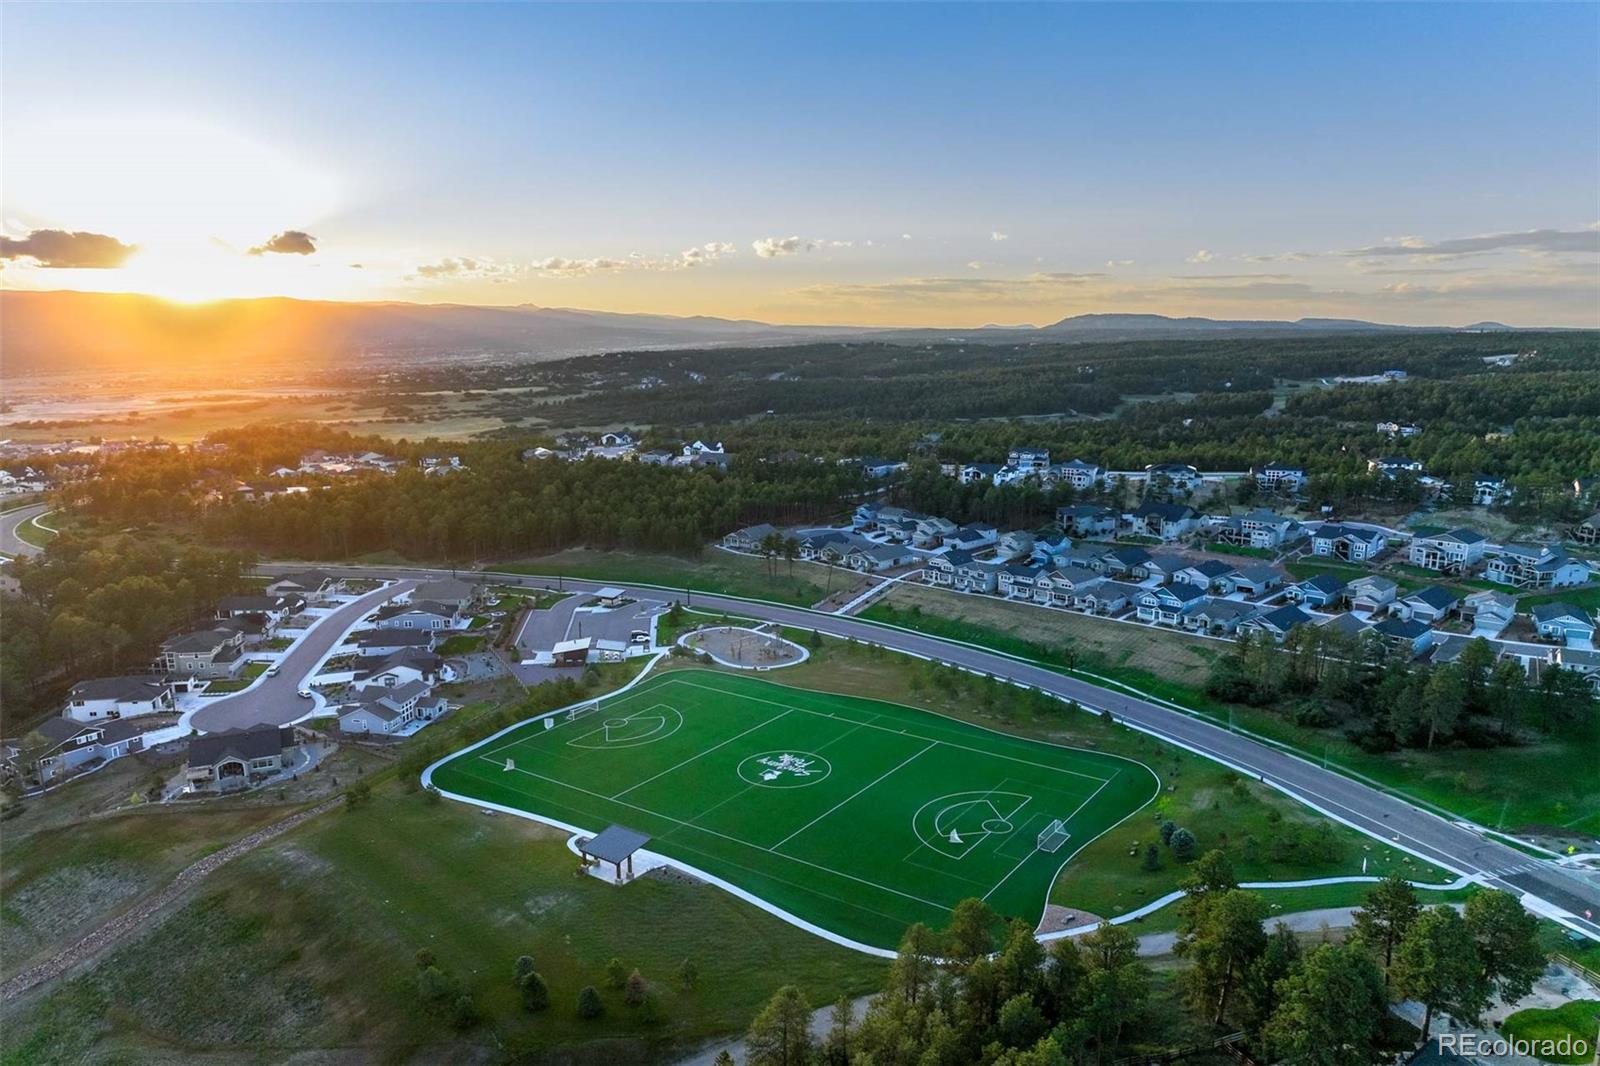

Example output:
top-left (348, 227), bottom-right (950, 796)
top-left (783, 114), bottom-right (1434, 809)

top-left (428, 669), bottom-right (1159, 950)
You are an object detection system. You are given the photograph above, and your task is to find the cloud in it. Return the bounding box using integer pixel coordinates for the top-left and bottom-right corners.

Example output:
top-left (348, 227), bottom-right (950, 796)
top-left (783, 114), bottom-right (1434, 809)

top-left (901, 233), bottom-right (913, 240)
top-left (753, 235), bottom-right (819, 258)
top-left (531, 256), bottom-right (628, 278)
top-left (990, 231), bottom-right (1009, 242)
top-left (1186, 249), bottom-right (1215, 264)
top-left (1339, 227), bottom-right (1600, 260)
top-left (1105, 259), bottom-right (1134, 268)
top-left (967, 261), bottom-right (984, 270)
top-left (0, 228), bottom-right (136, 268)
top-left (675, 241), bottom-right (737, 268)
top-left (1242, 251), bottom-right (1312, 263)
top-left (248, 230), bottom-right (317, 256)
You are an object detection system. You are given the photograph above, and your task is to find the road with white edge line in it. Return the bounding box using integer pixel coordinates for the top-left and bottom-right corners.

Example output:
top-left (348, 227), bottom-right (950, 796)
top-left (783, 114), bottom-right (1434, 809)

top-left (259, 562), bottom-right (1600, 943)
top-left (0, 503), bottom-right (52, 558)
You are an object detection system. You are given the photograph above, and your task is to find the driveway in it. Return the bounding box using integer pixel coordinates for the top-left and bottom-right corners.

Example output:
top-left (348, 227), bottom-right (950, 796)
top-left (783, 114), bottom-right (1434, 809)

top-left (190, 580), bottom-right (415, 732)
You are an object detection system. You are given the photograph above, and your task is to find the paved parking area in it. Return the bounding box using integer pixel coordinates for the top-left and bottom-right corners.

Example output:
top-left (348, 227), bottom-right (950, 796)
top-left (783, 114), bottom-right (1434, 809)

top-left (514, 592), bottom-right (666, 655)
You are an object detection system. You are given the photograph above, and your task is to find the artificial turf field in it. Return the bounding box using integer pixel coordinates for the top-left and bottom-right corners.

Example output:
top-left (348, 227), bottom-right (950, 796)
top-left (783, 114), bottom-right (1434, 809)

top-left (429, 669), bottom-right (1159, 949)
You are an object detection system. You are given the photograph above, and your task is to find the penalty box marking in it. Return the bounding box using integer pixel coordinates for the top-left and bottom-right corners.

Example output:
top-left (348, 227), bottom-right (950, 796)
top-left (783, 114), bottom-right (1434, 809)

top-left (909, 785), bottom-right (1033, 862)
top-left (566, 703), bottom-right (685, 748)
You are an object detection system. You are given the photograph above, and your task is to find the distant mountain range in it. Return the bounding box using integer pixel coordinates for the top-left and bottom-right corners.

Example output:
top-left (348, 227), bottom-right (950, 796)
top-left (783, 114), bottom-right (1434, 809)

top-left (0, 290), bottom-right (1556, 375)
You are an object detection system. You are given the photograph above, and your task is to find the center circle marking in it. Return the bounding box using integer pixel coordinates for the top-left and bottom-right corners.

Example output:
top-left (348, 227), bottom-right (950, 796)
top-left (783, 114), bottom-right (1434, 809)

top-left (737, 750), bottom-right (833, 788)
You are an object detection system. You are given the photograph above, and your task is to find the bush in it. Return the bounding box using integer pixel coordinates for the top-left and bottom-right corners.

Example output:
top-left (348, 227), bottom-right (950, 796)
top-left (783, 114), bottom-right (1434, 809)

top-left (514, 955), bottom-right (536, 984)
top-left (577, 985), bottom-right (604, 1019)
top-left (1170, 827), bottom-right (1198, 861)
top-left (1159, 819), bottom-right (1177, 845)
top-left (606, 956), bottom-right (627, 989)
top-left (625, 969), bottom-right (648, 1007)
top-left (1141, 843), bottom-right (1161, 872)
top-left (519, 971), bottom-right (550, 1012)
top-left (451, 994), bottom-right (478, 1030)
top-left (677, 957), bottom-right (698, 990)
top-left (417, 965), bottom-right (460, 1006)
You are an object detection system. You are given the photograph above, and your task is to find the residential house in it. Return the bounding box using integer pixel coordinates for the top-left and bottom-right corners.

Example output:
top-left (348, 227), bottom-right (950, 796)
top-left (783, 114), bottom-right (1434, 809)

top-left (1222, 564), bottom-right (1286, 598)
top-left (1008, 447), bottom-right (1051, 474)
top-left (1239, 605), bottom-right (1316, 642)
top-left (959, 462), bottom-right (1005, 485)
top-left (1139, 552), bottom-right (1190, 584)
top-left (1097, 546), bottom-right (1152, 578)
top-left (637, 448), bottom-right (676, 466)
top-left (913, 516), bottom-right (959, 548)
top-left (1347, 575), bottom-right (1400, 614)
top-left (1460, 590), bottom-right (1517, 633)
top-left (265, 569), bottom-right (340, 600)
top-left (1470, 475), bottom-right (1510, 507)
top-left (353, 649), bottom-right (444, 691)
top-left (1311, 523), bottom-right (1388, 562)
top-left (1319, 612), bottom-right (1373, 641)
top-left (858, 456), bottom-right (908, 479)
top-left (1572, 512), bottom-right (1600, 547)
top-left (1531, 603), bottom-right (1596, 645)
top-left (1394, 586), bottom-right (1459, 625)
top-left (798, 531), bottom-right (852, 561)
top-left (1552, 647), bottom-right (1600, 693)
top-left (1367, 456), bottom-right (1424, 477)
top-left (215, 594), bottom-right (303, 625)
top-left (924, 551), bottom-right (965, 588)
top-left (1485, 544), bottom-right (1588, 590)
top-left (723, 523), bottom-right (780, 552)
top-left (411, 577), bottom-right (482, 611)
top-left (854, 503), bottom-right (918, 531)
top-left (28, 717), bottom-right (172, 784)
top-left (186, 725), bottom-right (298, 792)
top-left (1034, 566), bottom-right (1104, 608)
top-left (157, 628), bottom-right (245, 679)
top-left (955, 558), bottom-right (1004, 595)
top-left (1215, 509), bottom-right (1300, 549)
top-left (1129, 501), bottom-right (1199, 541)
top-left (372, 600), bottom-right (459, 631)
top-left (947, 525), bottom-right (998, 552)
top-left (1077, 581), bottom-right (1141, 616)
top-left (63, 677), bottom-right (176, 723)
top-left (1181, 599), bottom-right (1259, 635)
top-left (1144, 463), bottom-right (1202, 492)
top-left (1057, 504), bottom-right (1118, 540)
top-left (844, 543), bottom-right (915, 572)
top-left (339, 681), bottom-right (448, 736)
top-left (1136, 582), bottom-right (1208, 625)
top-left (1051, 458), bottom-right (1103, 490)
top-left (1376, 422), bottom-right (1422, 438)
top-left (1372, 617), bottom-right (1435, 657)
top-left (1176, 559), bottom-right (1237, 592)
top-left (599, 431), bottom-right (636, 448)
top-left (997, 563), bottom-right (1043, 600)
top-left (348, 629), bottom-right (436, 657)
top-left (997, 530), bottom-right (1036, 559)
top-left (1252, 462), bottom-right (1308, 495)
top-left (1408, 528), bottom-right (1488, 573)
top-left (1286, 573), bottom-right (1347, 608)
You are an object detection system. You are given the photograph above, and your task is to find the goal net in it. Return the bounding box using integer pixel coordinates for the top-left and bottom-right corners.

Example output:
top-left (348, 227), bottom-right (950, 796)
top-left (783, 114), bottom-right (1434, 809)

top-left (1036, 818), bottom-right (1071, 853)
top-left (567, 698), bottom-right (602, 722)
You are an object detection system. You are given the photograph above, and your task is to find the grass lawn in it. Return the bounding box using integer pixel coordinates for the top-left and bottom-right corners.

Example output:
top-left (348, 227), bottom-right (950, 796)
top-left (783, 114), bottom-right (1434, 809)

top-left (1204, 542), bottom-right (1276, 560)
top-left (12, 511), bottom-right (57, 549)
top-left (437, 633), bottom-right (487, 655)
top-left (430, 668), bottom-right (1158, 950)
top-left (0, 784), bottom-right (885, 1065)
top-left (501, 548), bottom-right (838, 607)
top-left (1501, 1001), bottom-right (1600, 1065)
top-left (857, 585), bottom-right (1599, 835)
top-left (1519, 584), bottom-right (1600, 611)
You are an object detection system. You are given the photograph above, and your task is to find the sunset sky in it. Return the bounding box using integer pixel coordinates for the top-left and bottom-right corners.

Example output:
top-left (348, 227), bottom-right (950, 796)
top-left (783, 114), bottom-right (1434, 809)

top-left (3, 3), bottom-right (1597, 326)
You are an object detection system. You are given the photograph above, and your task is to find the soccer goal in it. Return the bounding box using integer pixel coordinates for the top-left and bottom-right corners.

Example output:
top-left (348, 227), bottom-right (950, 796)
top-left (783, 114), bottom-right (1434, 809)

top-left (1036, 818), bottom-right (1071, 853)
top-left (568, 697), bottom-right (602, 722)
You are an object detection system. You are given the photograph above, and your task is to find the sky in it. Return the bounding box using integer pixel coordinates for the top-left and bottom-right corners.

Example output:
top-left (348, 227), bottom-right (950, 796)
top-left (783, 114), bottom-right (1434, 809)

top-left (3, 2), bottom-right (1598, 326)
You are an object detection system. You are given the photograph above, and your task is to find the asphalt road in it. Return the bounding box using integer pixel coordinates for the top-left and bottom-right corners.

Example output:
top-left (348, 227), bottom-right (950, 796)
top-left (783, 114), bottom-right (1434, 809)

top-left (190, 580), bottom-right (415, 732)
top-left (0, 504), bottom-right (51, 558)
top-left (261, 562), bottom-right (1600, 940)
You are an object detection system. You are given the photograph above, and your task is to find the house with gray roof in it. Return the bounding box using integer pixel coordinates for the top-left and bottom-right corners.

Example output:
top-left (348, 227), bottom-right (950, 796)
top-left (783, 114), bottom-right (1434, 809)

top-left (157, 628), bottom-right (245, 679)
top-left (1286, 572), bottom-right (1347, 608)
top-left (1239, 605), bottom-right (1316, 642)
top-left (339, 681), bottom-right (448, 736)
top-left (1311, 523), bottom-right (1388, 562)
top-left (1181, 598), bottom-right (1259, 635)
top-left (1408, 528), bottom-right (1488, 572)
top-left (63, 677), bottom-right (176, 723)
top-left (1485, 544), bottom-right (1589, 590)
top-left (1373, 617), bottom-right (1435, 657)
top-left (186, 725), bottom-right (298, 793)
top-left (1531, 602), bottom-right (1595, 645)
top-left (1394, 585), bottom-right (1460, 625)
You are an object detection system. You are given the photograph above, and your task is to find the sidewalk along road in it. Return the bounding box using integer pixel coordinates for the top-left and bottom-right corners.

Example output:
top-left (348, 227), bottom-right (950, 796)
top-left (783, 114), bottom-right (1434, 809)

top-left (257, 562), bottom-right (1600, 942)
top-left (190, 580), bottom-right (416, 733)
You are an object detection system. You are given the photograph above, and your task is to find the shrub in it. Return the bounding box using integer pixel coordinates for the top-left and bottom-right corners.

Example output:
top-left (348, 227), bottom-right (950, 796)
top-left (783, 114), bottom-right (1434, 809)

top-left (577, 985), bottom-right (604, 1019)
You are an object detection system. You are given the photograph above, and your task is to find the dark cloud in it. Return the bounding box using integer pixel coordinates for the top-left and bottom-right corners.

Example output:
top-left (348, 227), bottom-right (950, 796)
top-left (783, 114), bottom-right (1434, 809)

top-left (248, 230), bottom-right (318, 256)
top-left (0, 229), bottom-right (137, 268)
top-left (1340, 228), bottom-right (1599, 259)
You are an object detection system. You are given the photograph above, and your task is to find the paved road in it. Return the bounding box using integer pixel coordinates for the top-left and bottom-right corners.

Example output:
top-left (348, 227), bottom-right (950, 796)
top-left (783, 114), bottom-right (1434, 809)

top-left (260, 563), bottom-right (1600, 941)
top-left (0, 503), bottom-right (50, 558)
top-left (190, 581), bottom-right (415, 732)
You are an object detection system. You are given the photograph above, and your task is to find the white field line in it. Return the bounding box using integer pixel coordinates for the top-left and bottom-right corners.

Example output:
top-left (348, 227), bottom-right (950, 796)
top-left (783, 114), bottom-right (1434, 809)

top-left (609, 708), bottom-right (792, 801)
top-left (770, 741), bottom-right (935, 851)
top-left (983, 772), bottom-right (1115, 903)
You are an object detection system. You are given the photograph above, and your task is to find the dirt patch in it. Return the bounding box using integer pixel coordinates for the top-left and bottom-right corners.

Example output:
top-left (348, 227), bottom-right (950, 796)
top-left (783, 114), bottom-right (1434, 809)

top-left (1037, 904), bottom-right (1105, 935)
top-left (682, 625), bottom-right (806, 668)
top-left (0, 861), bottom-right (149, 973)
top-left (645, 865), bottom-right (705, 887)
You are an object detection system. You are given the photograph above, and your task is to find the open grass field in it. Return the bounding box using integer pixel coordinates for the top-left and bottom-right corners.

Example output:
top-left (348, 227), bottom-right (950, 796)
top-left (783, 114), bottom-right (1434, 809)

top-left (502, 548), bottom-right (841, 607)
top-left (1501, 1000), bottom-right (1600, 1065)
top-left (429, 669), bottom-right (1158, 950)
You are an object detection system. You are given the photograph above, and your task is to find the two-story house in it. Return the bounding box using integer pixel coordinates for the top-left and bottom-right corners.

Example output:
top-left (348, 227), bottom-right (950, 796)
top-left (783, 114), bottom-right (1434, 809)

top-left (1215, 509), bottom-right (1300, 549)
top-left (1311, 523), bottom-right (1388, 562)
top-left (1408, 528), bottom-right (1488, 573)
top-left (1252, 462), bottom-right (1307, 495)
top-left (1057, 504), bottom-right (1119, 540)
top-left (1136, 581), bottom-right (1208, 625)
top-left (157, 628), bottom-right (245, 679)
top-left (1051, 458), bottom-right (1103, 490)
top-left (1485, 544), bottom-right (1588, 590)
top-left (63, 677), bottom-right (177, 723)
top-left (1128, 501), bottom-right (1199, 541)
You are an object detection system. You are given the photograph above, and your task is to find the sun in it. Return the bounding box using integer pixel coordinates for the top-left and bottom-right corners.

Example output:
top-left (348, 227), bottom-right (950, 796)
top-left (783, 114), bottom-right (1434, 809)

top-left (5, 113), bottom-right (343, 301)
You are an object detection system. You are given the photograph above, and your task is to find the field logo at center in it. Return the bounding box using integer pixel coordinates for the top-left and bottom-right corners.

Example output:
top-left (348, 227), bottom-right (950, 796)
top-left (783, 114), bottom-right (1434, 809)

top-left (738, 750), bottom-right (833, 788)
